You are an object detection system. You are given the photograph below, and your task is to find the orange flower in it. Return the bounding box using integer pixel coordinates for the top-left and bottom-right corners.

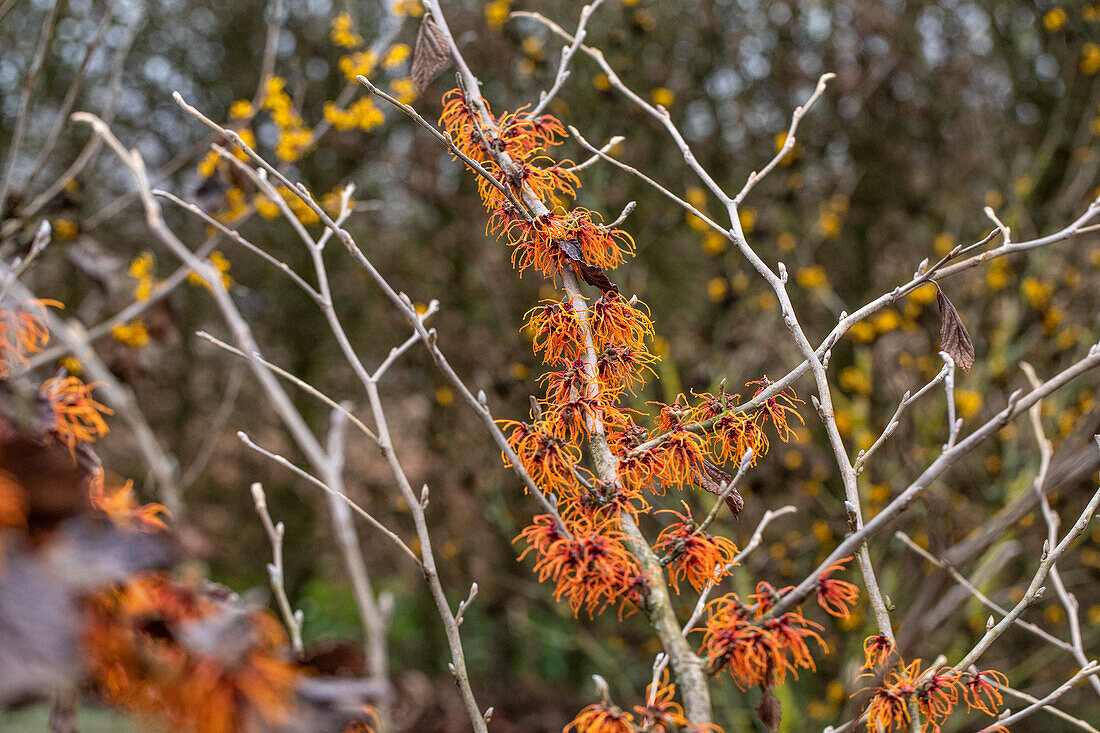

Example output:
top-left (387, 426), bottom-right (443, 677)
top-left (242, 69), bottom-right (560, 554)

top-left (711, 411), bottom-right (768, 464)
top-left (84, 573), bottom-right (297, 733)
top-left (633, 670), bottom-right (686, 732)
top-left (89, 470), bottom-right (170, 532)
top-left (915, 666), bottom-right (961, 729)
top-left (566, 701), bottom-right (635, 733)
top-left (565, 208), bottom-right (636, 270)
top-left (439, 88), bottom-right (494, 163)
top-left (517, 516), bottom-right (640, 617)
top-left (764, 610), bottom-right (826, 679)
top-left (653, 507), bottom-right (738, 593)
top-left (0, 298), bottom-right (60, 375)
top-left (748, 377), bottom-right (804, 442)
top-left (499, 419), bottom-right (581, 496)
top-left (546, 393), bottom-right (606, 444)
top-left (498, 211), bottom-right (571, 277)
top-left (41, 375), bottom-right (113, 451)
top-left (650, 430), bottom-right (706, 491)
top-left (698, 594), bottom-right (783, 689)
top-left (816, 556), bottom-right (860, 618)
top-left (863, 685), bottom-right (912, 732)
top-left (861, 634), bottom-right (894, 671)
top-left (526, 298), bottom-right (588, 365)
top-left (596, 343), bottom-right (656, 400)
top-left (961, 668), bottom-right (1008, 716)
top-left (588, 293), bottom-right (653, 351)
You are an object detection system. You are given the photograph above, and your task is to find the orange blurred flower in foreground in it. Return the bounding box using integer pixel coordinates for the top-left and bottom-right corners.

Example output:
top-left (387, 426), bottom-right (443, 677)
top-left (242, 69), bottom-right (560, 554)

top-left (41, 374), bottom-right (113, 451)
top-left (89, 470), bottom-right (170, 532)
top-left (84, 573), bottom-right (298, 733)
top-left (0, 298), bottom-right (60, 375)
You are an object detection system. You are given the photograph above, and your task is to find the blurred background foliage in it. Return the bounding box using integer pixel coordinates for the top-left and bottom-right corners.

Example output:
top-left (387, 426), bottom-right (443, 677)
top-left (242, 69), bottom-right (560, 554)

top-left (3, 0), bottom-right (1100, 729)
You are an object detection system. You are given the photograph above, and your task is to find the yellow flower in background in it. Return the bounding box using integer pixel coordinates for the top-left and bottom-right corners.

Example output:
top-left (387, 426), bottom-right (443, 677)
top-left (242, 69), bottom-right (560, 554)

top-left (955, 390), bottom-right (981, 418)
top-left (276, 128), bottom-right (312, 162)
top-left (702, 231), bottom-right (727, 255)
top-left (255, 195), bottom-right (280, 219)
top-left (706, 277), bottom-right (727, 302)
top-left (436, 386), bottom-right (454, 406)
top-left (330, 12), bottom-right (363, 49)
top-left (187, 250), bottom-right (234, 291)
top-left (592, 73), bottom-right (610, 91)
top-left (777, 231), bottom-right (796, 252)
top-left (128, 253), bottom-right (156, 302)
top-left (58, 356), bottom-right (82, 376)
top-left (521, 36), bottom-right (544, 61)
top-left (111, 320), bottom-right (149, 348)
top-left (849, 321), bottom-right (875, 343)
top-left (390, 77), bottom-right (417, 105)
top-left (197, 150), bottom-right (219, 178)
top-left (1083, 43), bottom-right (1100, 75)
top-left (908, 282), bottom-right (937, 305)
top-left (739, 206), bottom-right (755, 233)
top-left (53, 218), bottom-right (77, 241)
top-left (383, 43), bottom-right (411, 68)
top-left (1022, 277), bottom-right (1052, 308)
top-left (229, 100), bottom-right (254, 119)
top-left (817, 210), bottom-right (841, 239)
top-left (934, 231), bottom-right (955, 256)
top-left (685, 186), bottom-right (707, 209)
top-left (391, 0), bottom-right (423, 17)
top-left (485, 0), bottom-right (512, 29)
top-left (1043, 7), bottom-right (1067, 32)
top-left (839, 366), bottom-right (872, 396)
top-left (651, 87), bottom-right (675, 107)
top-left (339, 51), bottom-right (378, 82)
top-left (796, 266), bottom-right (827, 290)
top-left (872, 309), bottom-right (901, 334)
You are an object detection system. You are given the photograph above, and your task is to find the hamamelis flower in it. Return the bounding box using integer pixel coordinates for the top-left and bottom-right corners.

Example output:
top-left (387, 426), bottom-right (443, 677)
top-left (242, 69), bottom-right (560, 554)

top-left (517, 516), bottom-right (640, 617)
top-left (89, 470), bottom-right (170, 532)
top-left (499, 419), bottom-right (581, 496)
top-left (764, 610), bottom-right (827, 681)
top-left (748, 377), bottom-right (805, 442)
top-left (861, 634), bottom-right (894, 671)
top-left (816, 556), bottom-right (860, 618)
top-left (41, 375), bottom-right (113, 451)
top-left (546, 394), bottom-right (606, 444)
top-left (633, 670), bottom-right (687, 732)
top-left (0, 298), bottom-right (60, 375)
top-left (588, 293), bottom-right (654, 351)
top-left (596, 344), bottom-right (656, 400)
top-left (650, 430), bottom-right (707, 492)
top-left (712, 411), bottom-right (769, 464)
top-left (915, 666), bottom-right (961, 729)
top-left (565, 702), bottom-right (635, 733)
top-left (565, 208), bottom-right (636, 270)
top-left (961, 668), bottom-right (1008, 716)
top-left (526, 298), bottom-right (588, 364)
top-left (653, 507), bottom-right (738, 593)
top-left (499, 212), bottom-right (571, 276)
top-left (84, 573), bottom-right (297, 733)
top-left (698, 593), bottom-right (783, 689)
top-left (439, 88), bottom-right (495, 163)
top-left (497, 106), bottom-right (568, 158)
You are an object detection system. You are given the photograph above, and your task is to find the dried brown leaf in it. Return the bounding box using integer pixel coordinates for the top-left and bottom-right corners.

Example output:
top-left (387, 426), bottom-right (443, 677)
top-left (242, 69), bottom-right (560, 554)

top-left (936, 287), bottom-right (975, 372)
top-left (756, 684), bottom-right (781, 732)
top-left (698, 459), bottom-right (744, 518)
top-left (411, 14), bottom-right (450, 95)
